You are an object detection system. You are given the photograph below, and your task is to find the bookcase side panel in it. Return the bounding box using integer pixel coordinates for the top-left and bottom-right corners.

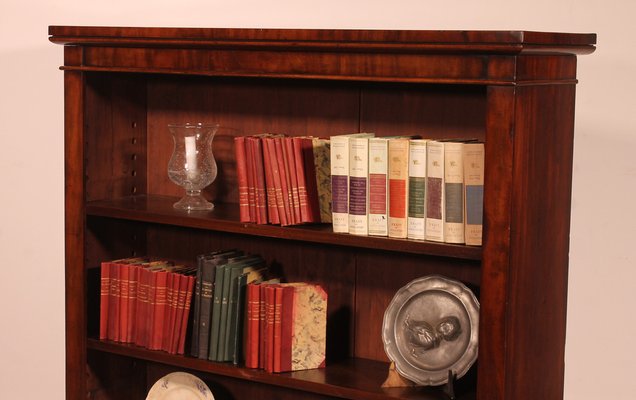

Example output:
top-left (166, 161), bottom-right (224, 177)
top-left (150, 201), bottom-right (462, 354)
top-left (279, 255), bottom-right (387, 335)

top-left (65, 68), bottom-right (88, 400)
top-left (477, 85), bottom-right (517, 400)
top-left (505, 83), bottom-right (576, 400)
top-left (146, 77), bottom-right (361, 204)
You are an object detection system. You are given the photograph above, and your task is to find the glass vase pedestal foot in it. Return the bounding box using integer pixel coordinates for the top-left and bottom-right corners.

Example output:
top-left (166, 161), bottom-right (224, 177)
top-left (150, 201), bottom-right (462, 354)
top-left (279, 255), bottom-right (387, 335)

top-left (173, 190), bottom-right (214, 211)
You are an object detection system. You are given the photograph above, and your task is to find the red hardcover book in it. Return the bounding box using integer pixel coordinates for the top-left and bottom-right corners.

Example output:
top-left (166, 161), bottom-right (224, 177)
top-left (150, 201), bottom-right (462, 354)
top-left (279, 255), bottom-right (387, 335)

top-left (273, 286), bottom-right (284, 372)
top-left (250, 136), bottom-right (269, 224)
top-left (126, 263), bottom-right (140, 343)
top-left (264, 137), bottom-right (288, 226)
top-left (293, 137), bottom-right (318, 223)
top-left (244, 283), bottom-right (261, 368)
top-left (258, 283), bottom-right (268, 369)
top-left (284, 137), bottom-right (302, 224)
top-left (300, 137), bottom-right (322, 223)
top-left (119, 263), bottom-right (131, 342)
top-left (177, 275), bottom-right (196, 355)
top-left (274, 137), bottom-right (294, 225)
top-left (245, 136), bottom-right (257, 223)
top-left (150, 270), bottom-right (168, 350)
top-left (99, 261), bottom-right (111, 340)
top-left (134, 266), bottom-right (150, 347)
top-left (144, 268), bottom-right (159, 349)
top-left (162, 271), bottom-right (176, 352)
top-left (234, 136), bottom-right (251, 222)
top-left (261, 136), bottom-right (280, 225)
top-left (170, 273), bottom-right (187, 354)
top-left (264, 285), bottom-right (277, 372)
top-left (107, 262), bottom-right (120, 342)
top-left (279, 284), bottom-right (298, 372)
top-left (280, 284), bottom-right (327, 372)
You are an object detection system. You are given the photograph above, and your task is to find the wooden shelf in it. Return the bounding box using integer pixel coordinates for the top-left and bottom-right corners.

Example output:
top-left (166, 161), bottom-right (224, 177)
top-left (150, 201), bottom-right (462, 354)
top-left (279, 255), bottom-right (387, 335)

top-left (87, 338), bottom-right (475, 400)
top-left (86, 195), bottom-right (483, 260)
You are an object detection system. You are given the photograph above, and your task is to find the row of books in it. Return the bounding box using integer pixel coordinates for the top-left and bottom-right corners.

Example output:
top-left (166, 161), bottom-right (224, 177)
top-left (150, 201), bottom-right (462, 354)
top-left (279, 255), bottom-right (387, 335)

top-left (189, 250), bottom-right (267, 363)
top-left (244, 281), bottom-right (327, 372)
top-left (99, 257), bottom-right (196, 355)
top-left (234, 134), bottom-right (332, 226)
top-left (189, 250), bottom-right (327, 372)
top-left (330, 134), bottom-right (485, 245)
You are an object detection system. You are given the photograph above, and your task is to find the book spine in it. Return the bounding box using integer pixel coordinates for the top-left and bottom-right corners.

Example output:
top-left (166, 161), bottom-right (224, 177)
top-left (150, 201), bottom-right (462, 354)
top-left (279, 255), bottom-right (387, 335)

top-left (264, 285), bottom-right (277, 373)
top-left (330, 135), bottom-right (350, 232)
top-left (426, 141), bottom-right (445, 242)
top-left (127, 265), bottom-right (140, 344)
top-left (292, 137), bottom-right (312, 223)
top-left (134, 267), bottom-right (149, 347)
top-left (348, 136), bottom-right (369, 235)
top-left (388, 138), bottom-right (410, 238)
top-left (245, 136), bottom-right (257, 223)
top-left (198, 259), bottom-right (215, 358)
top-left (264, 137), bottom-right (287, 226)
top-left (178, 275), bottom-right (196, 355)
top-left (244, 283), bottom-right (260, 368)
top-left (99, 262), bottom-right (111, 340)
top-left (150, 271), bottom-right (168, 350)
top-left (107, 262), bottom-right (120, 342)
top-left (222, 266), bottom-right (242, 361)
top-left (299, 137), bottom-right (321, 222)
top-left (407, 139), bottom-right (428, 240)
top-left (234, 136), bottom-right (251, 222)
top-left (279, 285), bottom-right (295, 372)
top-left (284, 137), bottom-right (302, 224)
top-left (273, 286), bottom-right (284, 372)
top-left (119, 264), bottom-right (130, 342)
top-left (444, 141), bottom-right (465, 244)
top-left (261, 135), bottom-right (280, 224)
top-left (160, 271), bottom-right (172, 351)
top-left (463, 142), bottom-right (485, 246)
top-left (368, 138), bottom-right (388, 236)
top-left (251, 136), bottom-right (269, 225)
top-left (190, 256), bottom-right (203, 357)
top-left (144, 270), bottom-right (158, 349)
top-left (207, 264), bottom-right (225, 361)
top-left (274, 137), bottom-right (294, 226)
top-left (258, 284), bottom-right (268, 369)
top-left (174, 274), bottom-right (192, 354)
top-left (312, 138), bottom-right (332, 223)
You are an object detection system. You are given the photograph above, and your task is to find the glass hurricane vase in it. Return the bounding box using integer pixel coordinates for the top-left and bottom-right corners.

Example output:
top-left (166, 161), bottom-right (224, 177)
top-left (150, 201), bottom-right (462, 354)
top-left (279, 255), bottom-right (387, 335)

top-left (167, 122), bottom-right (219, 211)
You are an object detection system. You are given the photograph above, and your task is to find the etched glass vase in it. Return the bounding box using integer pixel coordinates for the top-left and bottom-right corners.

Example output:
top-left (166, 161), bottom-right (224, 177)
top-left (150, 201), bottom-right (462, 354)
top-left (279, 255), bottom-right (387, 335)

top-left (167, 122), bottom-right (219, 211)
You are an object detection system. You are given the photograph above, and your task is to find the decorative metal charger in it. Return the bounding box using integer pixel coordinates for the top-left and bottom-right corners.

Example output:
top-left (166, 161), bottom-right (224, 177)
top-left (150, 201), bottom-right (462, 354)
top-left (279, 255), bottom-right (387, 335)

top-left (382, 275), bottom-right (479, 386)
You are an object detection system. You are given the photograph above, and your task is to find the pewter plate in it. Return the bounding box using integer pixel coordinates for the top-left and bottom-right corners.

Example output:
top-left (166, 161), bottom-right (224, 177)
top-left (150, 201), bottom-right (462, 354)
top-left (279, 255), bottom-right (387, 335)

top-left (382, 275), bottom-right (479, 386)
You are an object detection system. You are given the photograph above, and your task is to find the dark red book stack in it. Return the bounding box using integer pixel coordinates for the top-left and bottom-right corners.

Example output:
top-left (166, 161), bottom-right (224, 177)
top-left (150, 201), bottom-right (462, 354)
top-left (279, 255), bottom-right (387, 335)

top-left (99, 257), bottom-right (196, 355)
top-left (234, 134), bottom-right (325, 226)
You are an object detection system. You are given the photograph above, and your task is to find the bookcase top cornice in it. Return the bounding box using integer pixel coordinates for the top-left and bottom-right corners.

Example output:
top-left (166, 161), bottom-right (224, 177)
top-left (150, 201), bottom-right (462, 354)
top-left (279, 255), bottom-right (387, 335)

top-left (49, 26), bottom-right (596, 55)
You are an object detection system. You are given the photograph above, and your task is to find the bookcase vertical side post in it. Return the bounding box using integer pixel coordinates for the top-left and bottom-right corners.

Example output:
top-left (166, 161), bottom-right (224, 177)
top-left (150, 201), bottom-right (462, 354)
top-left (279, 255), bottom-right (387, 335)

top-left (504, 81), bottom-right (577, 400)
top-left (477, 85), bottom-right (516, 400)
top-left (64, 64), bottom-right (87, 399)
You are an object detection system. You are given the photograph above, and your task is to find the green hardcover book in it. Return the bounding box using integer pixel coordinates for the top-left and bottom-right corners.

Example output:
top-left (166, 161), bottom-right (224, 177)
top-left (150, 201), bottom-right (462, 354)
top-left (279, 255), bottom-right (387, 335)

top-left (207, 262), bottom-right (228, 361)
top-left (220, 256), bottom-right (264, 361)
top-left (197, 250), bottom-right (241, 359)
top-left (230, 266), bottom-right (266, 365)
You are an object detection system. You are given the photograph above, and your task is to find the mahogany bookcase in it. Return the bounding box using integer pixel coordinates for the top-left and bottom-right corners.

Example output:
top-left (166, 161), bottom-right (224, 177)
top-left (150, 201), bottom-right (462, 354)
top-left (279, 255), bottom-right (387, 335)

top-left (49, 26), bottom-right (595, 400)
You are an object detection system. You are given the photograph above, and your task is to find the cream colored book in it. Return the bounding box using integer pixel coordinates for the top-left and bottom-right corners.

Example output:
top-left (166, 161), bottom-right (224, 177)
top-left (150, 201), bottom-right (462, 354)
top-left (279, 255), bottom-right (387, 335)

top-left (368, 137), bottom-right (389, 236)
top-left (463, 142), bottom-right (485, 246)
top-left (425, 140), bottom-right (445, 242)
top-left (443, 141), bottom-right (465, 244)
top-left (407, 139), bottom-right (429, 240)
top-left (388, 138), bottom-right (410, 238)
top-left (330, 133), bottom-right (373, 233)
top-left (348, 136), bottom-right (370, 235)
